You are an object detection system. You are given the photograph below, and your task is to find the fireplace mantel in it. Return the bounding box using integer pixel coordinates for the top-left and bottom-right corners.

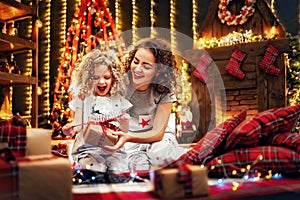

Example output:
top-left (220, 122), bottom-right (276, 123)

top-left (184, 38), bottom-right (290, 141)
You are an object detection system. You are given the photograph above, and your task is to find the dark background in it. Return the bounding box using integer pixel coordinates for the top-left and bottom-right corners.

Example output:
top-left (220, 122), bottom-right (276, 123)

top-left (5, 0), bottom-right (298, 124)
top-left (48, 0), bottom-right (299, 122)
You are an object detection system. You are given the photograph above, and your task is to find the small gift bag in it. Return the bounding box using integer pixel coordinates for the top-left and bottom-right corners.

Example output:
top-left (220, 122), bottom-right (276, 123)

top-left (150, 164), bottom-right (208, 199)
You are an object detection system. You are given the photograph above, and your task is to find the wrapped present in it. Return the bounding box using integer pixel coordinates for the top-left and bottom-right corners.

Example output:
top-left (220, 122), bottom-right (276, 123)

top-left (150, 164), bottom-right (208, 199)
top-left (0, 152), bottom-right (72, 200)
top-left (26, 128), bottom-right (52, 156)
top-left (83, 124), bottom-right (118, 146)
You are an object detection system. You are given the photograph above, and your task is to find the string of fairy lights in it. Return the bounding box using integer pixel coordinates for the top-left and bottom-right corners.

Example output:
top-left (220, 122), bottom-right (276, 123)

top-left (40, 0), bottom-right (51, 121)
top-left (115, 0), bottom-right (121, 32)
top-left (24, 16), bottom-right (33, 119)
top-left (192, 0), bottom-right (198, 45)
top-left (170, 0), bottom-right (176, 52)
top-left (150, 0), bottom-right (157, 38)
top-left (132, 0), bottom-right (138, 43)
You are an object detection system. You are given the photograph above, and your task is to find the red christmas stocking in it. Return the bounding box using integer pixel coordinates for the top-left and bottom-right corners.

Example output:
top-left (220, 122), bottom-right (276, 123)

top-left (259, 44), bottom-right (281, 75)
top-left (193, 52), bottom-right (213, 83)
top-left (225, 49), bottom-right (246, 80)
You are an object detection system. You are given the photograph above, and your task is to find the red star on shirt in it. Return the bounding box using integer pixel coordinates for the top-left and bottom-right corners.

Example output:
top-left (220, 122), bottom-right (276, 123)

top-left (140, 118), bottom-right (150, 128)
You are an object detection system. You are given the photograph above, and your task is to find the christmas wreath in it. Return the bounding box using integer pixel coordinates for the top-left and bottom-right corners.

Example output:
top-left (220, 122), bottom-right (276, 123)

top-left (218, 0), bottom-right (256, 26)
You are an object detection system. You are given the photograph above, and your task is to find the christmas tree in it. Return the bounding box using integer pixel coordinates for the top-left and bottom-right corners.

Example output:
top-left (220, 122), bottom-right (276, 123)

top-left (51, 0), bottom-right (125, 138)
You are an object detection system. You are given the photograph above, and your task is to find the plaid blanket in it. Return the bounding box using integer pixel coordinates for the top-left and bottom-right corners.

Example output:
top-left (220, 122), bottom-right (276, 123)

top-left (0, 116), bottom-right (27, 156)
top-left (0, 148), bottom-right (19, 200)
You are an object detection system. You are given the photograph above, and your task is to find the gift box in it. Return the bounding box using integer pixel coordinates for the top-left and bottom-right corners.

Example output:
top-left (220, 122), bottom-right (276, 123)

top-left (18, 155), bottom-right (72, 200)
top-left (150, 164), bottom-right (208, 199)
top-left (83, 124), bottom-right (118, 146)
top-left (26, 128), bottom-right (52, 156)
top-left (0, 154), bottom-right (72, 200)
top-left (0, 120), bottom-right (72, 200)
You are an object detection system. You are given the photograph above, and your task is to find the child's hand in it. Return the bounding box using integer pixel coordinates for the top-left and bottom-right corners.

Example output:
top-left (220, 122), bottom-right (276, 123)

top-left (62, 123), bottom-right (76, 137)
top-left (117, 113), bottom-right (130, 123)
top-left (102, 130), bottom-right (129, 154)
top-left (117, 113), bottom-right (130, 133)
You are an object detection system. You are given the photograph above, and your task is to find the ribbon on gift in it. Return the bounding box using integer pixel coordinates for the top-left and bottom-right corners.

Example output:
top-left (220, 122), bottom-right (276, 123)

top-left (85, 117), bottom-right (120, 145)
top-left (152, 164), bottom-right (193, 198)
top-left (178, 164), bottom-right (193, 197)
top-left (89, 117), bottom-right (119, 136)
top-left (153, 169), bottom-right (164, 197)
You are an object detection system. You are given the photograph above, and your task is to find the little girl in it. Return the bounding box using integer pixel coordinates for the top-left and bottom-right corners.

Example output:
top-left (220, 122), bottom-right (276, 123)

top-left (62, 49), bottom-right (132, 174)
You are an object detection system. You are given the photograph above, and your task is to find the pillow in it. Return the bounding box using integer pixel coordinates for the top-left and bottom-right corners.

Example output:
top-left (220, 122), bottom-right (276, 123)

top-left (206, 146), bottom-right (300, 178)
top-left (225, 116), bottom-right (261, 149)
top-left (12, 113), bottom-right (28, 127)
top-left (0, 118), bottom-right (12, 126)
top-left (271, 132), bottom-right (300, 154)
top-left (0, 117), bottom-right (27, 157)
top-left (169, 111), bottom-right (246, 167)
top-left (225, 104), bottom-right (300, 150)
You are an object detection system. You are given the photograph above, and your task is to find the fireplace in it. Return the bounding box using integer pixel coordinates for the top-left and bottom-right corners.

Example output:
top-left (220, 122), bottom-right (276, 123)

top-left (185, 39), bottom-right (289, 142)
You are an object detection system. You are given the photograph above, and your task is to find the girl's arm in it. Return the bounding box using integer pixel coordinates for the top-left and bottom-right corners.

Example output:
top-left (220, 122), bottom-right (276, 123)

top-left (62, 107), bottom-right (83, 136)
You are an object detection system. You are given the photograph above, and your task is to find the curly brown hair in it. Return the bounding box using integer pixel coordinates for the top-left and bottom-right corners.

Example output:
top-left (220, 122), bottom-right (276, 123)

top-left (71, 49), bottom-right (128, 97)
top-left (123, 37), bottom-right (182, 95)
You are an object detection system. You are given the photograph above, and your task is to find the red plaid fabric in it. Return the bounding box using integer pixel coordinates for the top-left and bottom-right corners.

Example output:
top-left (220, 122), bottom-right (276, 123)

top-left (0, 118), bottom-right (27, 157)
top-left (231, 48), bottom-right (247, 62)
top-left (225, 117), bottom-right (261, 149)
top-left (225, 104), bottom-right (300, 150)
top-left (267, 104), bottom-right (300, 133)
top-left (259, 44), bottom-right (281, 75)
top-left (170, 111), bottom-right (246, 167)
top-left (0, 153), bottom-right (58, 200)
top-left (225, 49), bottom-right (246, 79)
top-left (177, 164), bottom-right (193, 197)
top-left (0, 118), bottom-right (13, 126)
top-left (193, 52), bottom-right (213, 83)
top-left (271, 132), bottom-right (300, 154)
top-left (206, 146), bottom-right (300, 178)
top-left (12, 114), bottom-right (27, 127)
top-left (0, 150), bottom-right (19, 200)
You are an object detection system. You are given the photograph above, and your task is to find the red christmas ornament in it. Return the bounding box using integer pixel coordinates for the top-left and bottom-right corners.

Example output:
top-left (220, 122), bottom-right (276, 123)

top-left (63, 82), bottom-right (70, 91)
top-left (63, 109), bottom-right (71, 118)
top-left (53, 121), bottom-right (62, 129)
top-left (54, 103), bottom-right (62, 111)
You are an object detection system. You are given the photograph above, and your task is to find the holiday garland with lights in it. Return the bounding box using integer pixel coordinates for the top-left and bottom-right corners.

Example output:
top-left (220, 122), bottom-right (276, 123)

top-left (51, 0), bottom-right (125, 138)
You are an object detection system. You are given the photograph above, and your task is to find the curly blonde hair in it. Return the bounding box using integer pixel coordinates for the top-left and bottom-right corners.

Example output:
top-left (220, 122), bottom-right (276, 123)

top-left (124, 37), bottom-right (182, 96)
top-left (71, 49), bottom-right (127, 97)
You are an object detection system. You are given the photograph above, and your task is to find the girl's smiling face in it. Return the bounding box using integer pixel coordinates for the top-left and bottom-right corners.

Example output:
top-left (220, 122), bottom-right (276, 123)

top-left (92, 65), bottom-right (113, 96)
top-left (130, 48), bottom-right (157, 91)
